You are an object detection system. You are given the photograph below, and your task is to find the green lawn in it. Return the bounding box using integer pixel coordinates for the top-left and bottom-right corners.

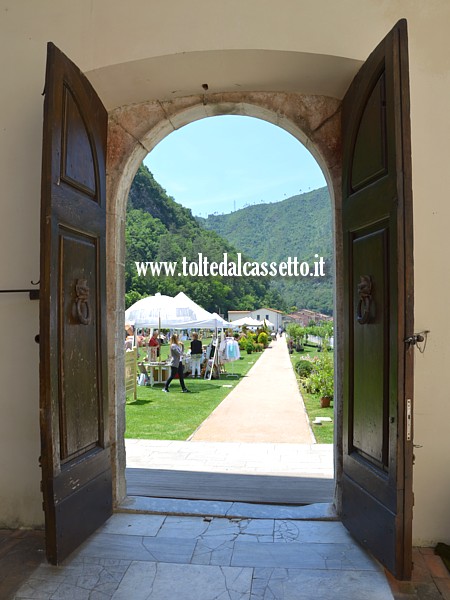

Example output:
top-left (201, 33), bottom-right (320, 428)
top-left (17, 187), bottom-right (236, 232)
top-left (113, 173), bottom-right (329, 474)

top-left (125, 349), bottom-right (261, 440)
top-left (290, 344), bottom-right (334, 444)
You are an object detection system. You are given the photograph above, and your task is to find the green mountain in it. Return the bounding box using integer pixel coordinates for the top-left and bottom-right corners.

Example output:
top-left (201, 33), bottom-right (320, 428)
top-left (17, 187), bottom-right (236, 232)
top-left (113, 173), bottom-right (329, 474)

top-left (197, 188), bottom-right (333, 314)
top-left (125, 164), bottom-right (285, 313)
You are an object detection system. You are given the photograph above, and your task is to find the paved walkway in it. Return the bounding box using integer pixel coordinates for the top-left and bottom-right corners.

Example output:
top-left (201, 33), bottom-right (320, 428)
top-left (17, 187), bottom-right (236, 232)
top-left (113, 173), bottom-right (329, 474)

top-left (190, 336), bottom-right (314, 443)
top-left (126, 439), bottom-right (333, 477)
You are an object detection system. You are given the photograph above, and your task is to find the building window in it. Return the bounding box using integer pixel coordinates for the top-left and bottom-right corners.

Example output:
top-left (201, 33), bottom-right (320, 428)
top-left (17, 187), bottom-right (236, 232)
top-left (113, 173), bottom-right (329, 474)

top-left (265, 314), bottom-right (269, 320)
top-left (257, 314), bottom-right (260, 320)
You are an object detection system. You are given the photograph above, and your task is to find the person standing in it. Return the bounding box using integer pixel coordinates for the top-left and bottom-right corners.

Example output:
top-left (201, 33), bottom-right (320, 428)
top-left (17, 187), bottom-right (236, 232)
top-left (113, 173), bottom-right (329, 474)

top-left (190, 332), bottom-right (203, 378)
top-left (149, 330), bottom-right (160, 358)
top-left (163, 333), bottom-right (190, 393)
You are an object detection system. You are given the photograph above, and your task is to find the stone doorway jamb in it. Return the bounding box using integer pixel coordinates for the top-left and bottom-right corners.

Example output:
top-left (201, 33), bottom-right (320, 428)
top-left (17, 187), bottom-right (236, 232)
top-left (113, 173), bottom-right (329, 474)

top-left (105, 91), bottom-right (343, 510)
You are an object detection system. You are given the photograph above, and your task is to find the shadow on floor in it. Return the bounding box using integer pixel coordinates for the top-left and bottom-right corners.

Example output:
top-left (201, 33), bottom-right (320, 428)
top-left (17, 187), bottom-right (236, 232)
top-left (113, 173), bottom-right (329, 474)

top-left (126, 468), bottom-right (335, 504)
top-left (0, 529), bottom-right (45, 599)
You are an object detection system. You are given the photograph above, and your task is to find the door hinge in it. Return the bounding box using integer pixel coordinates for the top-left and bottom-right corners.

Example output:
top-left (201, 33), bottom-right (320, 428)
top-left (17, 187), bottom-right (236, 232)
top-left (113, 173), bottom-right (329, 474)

top-left (406, 399), bottom-right (412, 441)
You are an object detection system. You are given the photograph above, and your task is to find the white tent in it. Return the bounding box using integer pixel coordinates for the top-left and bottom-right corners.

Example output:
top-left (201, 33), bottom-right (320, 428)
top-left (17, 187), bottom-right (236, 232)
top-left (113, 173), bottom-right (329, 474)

top-left (190, 312), bottom-right (230, 329)
top-left (173, 292), bottom-right (216, 325)
top-left (230, 316), bottom-right (264, 327)
top-left (124, 292), bottom-right (214, 329)
top-left (125, 293), bottom-right (176, 328)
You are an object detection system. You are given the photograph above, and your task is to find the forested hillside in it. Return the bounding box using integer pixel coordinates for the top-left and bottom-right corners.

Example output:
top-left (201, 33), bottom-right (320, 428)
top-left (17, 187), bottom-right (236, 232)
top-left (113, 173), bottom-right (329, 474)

top-left (125, 164), bottom-right (284, 312)
top-left (198, 188), bottom-right (333, 314)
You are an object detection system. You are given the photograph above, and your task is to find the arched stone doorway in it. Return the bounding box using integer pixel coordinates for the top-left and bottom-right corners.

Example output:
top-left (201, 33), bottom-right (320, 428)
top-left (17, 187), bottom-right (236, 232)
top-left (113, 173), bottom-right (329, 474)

top-left (105, 92), bottom-right (344, 507)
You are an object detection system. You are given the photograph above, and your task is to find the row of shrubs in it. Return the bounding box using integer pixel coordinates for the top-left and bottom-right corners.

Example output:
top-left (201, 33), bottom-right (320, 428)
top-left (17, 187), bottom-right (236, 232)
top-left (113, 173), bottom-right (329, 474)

top-left (286, 321), bottom-right (333, 353)
top-left (294, 353), bottom-right (334, 399)
top-left (238, 330), bottom-right (270, 354)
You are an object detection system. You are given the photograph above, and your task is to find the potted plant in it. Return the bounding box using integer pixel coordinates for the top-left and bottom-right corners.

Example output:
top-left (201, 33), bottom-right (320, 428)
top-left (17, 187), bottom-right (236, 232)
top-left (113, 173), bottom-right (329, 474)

top-left (307, 354), bottom-right (334, 407)
top-left (320, 395), bottom-right (331, 408)
top-left (318, 356), bottom-right (334, 407)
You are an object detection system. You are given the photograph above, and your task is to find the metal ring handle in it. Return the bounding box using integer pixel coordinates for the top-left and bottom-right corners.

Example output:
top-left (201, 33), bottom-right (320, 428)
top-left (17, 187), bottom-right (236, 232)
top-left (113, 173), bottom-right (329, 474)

top-left (356, 275), bottom-right (373, 325)
top-left (75, 279), bottom-right (91, 325)
top-left (76, 297), bottom-right (90, 325)
top-left (357, 296), bottom-right (371, 324)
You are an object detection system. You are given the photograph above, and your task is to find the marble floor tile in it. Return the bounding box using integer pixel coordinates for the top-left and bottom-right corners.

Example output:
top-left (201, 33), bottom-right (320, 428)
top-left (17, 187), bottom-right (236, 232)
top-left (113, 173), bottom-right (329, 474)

top-left (202, 518), bottom-right (243, 539)
top-left (231, 541), bottom-right (381, 571)
top-left (74, 532), bottom-right (196, 564)
top-left (250, 567), bottom-right (394, 600)
top-left (74, 533), bottom-right (154, 562)
top-left (238, 520), bottom-right (275, 539)
top-left (14, 559), bottom-right (131, 600)
top-left (120, 495), bottom-right (232, 517)
top-left (191, 536), bottom-right (235, 566)
top-left (141, 536), bottom-right (197, 564)
top-left (155, 516), bottom-right (209, 538)
top-left (111, 561), bottom-right (253, 600)
top-left (14, 577), bottom-right (60, 599)
top-left (273, 520), bottom-right (352, 544)
top-left (226, 502), bottom-right (337, 520)
top-left (98, 514), bottom-right (165, 537)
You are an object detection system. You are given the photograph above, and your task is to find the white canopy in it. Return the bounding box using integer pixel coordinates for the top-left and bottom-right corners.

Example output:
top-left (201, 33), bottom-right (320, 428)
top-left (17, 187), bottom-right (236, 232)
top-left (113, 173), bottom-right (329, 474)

top-left (230, 316), bottom-right (264, 327)
top-left (173, 292), bottom-right (215, 324)
top-left (125, 292), bottom-right (214, 328)
top-left (190, 312), bottom-right (230, 329)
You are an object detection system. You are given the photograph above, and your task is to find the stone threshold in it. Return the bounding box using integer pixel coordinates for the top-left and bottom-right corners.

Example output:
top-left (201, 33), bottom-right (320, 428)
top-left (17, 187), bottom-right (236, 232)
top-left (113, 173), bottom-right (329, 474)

top-left (118, 495), bottom-right (339, 521)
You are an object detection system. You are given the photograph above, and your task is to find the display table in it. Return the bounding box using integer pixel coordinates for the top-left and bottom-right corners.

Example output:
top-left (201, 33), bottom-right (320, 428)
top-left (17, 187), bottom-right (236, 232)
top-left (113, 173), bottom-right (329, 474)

top-left (145, 362), bottom-right (171, 385)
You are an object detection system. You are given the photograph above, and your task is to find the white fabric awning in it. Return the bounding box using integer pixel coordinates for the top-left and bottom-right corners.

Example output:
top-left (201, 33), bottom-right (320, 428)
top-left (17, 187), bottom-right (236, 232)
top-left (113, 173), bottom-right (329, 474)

top-left (190, 312), bottom-right (230, 329)
top-left (125, 292), bottom-right (214, 328)
top-left (230, 316), bottom-right (264, 327)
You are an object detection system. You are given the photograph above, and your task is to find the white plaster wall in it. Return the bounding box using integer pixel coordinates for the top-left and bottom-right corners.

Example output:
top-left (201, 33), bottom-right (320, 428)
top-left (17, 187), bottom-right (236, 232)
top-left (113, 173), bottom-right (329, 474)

top-left (406, 29), bottom-right (450, 544)
top-left (0, 0), bottom-right (449, 545)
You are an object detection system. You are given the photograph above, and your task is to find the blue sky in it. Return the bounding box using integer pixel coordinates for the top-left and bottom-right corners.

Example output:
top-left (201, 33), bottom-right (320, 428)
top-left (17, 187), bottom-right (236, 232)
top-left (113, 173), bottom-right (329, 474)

top-left (144, 115), bottom-right (326, 217)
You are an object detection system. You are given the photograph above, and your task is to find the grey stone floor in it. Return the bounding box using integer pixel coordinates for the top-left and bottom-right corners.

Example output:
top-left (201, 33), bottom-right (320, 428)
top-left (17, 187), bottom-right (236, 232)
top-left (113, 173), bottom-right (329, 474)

top-left (14, 511), bottom-right (395, 599)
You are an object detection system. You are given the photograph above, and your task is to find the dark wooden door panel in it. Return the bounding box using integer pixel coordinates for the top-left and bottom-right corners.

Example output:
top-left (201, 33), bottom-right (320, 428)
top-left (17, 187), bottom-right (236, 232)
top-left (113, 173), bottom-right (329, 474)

top-left (341, 475), bottom-right (397, 572)
top-left (40, 42), bottom-right (111, 564)
top-left (341, 20), bottom-right (413, 579)
top-left (351, 72), bottom-right (388, 191)
top-left (351, 226), bottom-right (389, 470)
top-left (61, 86), bottom-right (98, 197)
top-left (60, 230), bottom-right (100, 461)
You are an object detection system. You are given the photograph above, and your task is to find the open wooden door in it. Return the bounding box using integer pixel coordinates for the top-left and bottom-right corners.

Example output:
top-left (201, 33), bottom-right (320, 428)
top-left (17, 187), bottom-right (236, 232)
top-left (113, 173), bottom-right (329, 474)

top-left (341, 20), bottom-right (414, 579)
top-left (40, 43), bottom-right (111, 564)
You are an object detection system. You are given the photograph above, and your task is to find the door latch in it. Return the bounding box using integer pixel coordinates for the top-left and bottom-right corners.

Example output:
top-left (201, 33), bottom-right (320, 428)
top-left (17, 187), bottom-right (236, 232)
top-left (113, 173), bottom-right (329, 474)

top-left (404, 330), bottom-right (429, 352)
top-left (406, 399), bottom-right (412, 441)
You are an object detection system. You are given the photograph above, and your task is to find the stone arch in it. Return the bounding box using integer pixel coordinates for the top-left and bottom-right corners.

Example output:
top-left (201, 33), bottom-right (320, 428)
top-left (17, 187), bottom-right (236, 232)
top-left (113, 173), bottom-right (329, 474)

top-left (106, 92), bottom-right (343, 505)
